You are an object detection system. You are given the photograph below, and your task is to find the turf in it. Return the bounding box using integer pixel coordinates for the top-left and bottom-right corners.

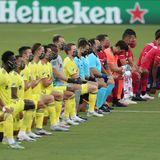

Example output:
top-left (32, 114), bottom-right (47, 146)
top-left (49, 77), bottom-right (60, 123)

top-left (0, 24), bottom-right (160, 160)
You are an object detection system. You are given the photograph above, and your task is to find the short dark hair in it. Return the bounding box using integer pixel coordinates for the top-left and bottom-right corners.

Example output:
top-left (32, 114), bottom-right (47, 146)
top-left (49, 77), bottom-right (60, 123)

top-left (2, 51), bottom-right (14, 63)
top-left (96, 34), bottom-right (108, 42)
top-left (88, 38), bottom-right (96, 47)
top-left (78, 38), bottom-right (89, 48)
top-left (115, 40), bottom-right (128, 51)
top-left (32, 43), bottom-right (42, 54)
top-left (52, 34), bottom-right (64, 43)
top-left (122, 29), bottom-right (136, 39)
top-left (155, 30), bottom-right (160, 40)
top-left (64, 43), bottom-right (75, 54)
top-left (43, 45), bottom-right (51, 53)
top-left (48, 43), bottom-right (58, 53)
top-left (15, 55), bottom-right (22, 60)
top-left (18, 46), bottom-right (31, 56)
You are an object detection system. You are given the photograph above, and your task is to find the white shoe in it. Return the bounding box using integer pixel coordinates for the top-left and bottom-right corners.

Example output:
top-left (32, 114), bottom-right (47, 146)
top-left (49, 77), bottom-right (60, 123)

top-left (87, 111), bottom-right (104, 117)
top-left (9, 142), bottom-right (25, 149)
top-left (70, 115), bottom-right (85, 122)
top-left (27, 131), bottom-right (42, 138)
top-left (63, 118), bottom-right (79, 125)
top-left (141, 94), bottom-right (154, 100)
top-left (119, 99), bottom-right (129, 105)
top-left (123, 99), bottom-right (137, 104)
top-left (50, 125), bottom-right (69, 131)
top-left (35, 128), bottom-right (52, 135)
top-left (18, 133), bottom-right (36, 141)
top-left (59, 121), bottom-right (70, 129)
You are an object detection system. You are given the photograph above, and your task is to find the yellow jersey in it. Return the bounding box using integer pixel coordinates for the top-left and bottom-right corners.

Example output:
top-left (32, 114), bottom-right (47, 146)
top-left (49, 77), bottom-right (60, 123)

top-left (63, 57), bottom-right (79, 78)
top-left (10, 71), bottom-right (25, 100)
top-left (41, 62), bottom-right (53, 92)
top-left (20, 65), bottom-right (33, 99)
top-left (28, 61), bottom-right (47, 95)
top-left (0, 68), bottom-right (12, 106)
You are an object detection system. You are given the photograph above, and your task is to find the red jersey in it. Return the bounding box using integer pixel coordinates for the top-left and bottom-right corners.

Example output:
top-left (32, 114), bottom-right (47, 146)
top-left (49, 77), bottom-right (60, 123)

top-left (97, 50), bottom-right (107, 66)
top-left (140, 47), bottom-right (160, 69)
top-left (137, 41), bottom-right (157, 66)
top-left (118, 48), bottom-right (134, 61)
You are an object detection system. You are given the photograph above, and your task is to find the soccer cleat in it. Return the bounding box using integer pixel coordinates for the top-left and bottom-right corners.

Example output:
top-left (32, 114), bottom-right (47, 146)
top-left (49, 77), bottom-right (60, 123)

top-left (112, 101), bottom-right (127, 107)
top-left (50, 125), bottom-right (69, 132)
top-left (35, 128), bottom-right (52, 135)
top-left (70, 115), bottom-right (86, 122)
top-left (132, 95), bottom-right (146, 101)
top-left (9, 143), bottom-right (25, 149)
top-left (27, 131), bottom-right (42, 138)
top-left (140, 94), bottom-right (154, 100)
top-left (87, 110), bottom-right (104, 117)
top-left (76, 114), bottom-right (88, 121)
top-left (119, 99), bottom-right (129, 106)
top-left (99, 106), bottom-right (111, 113)
top-left (122, 99), bottom-right (137, 105)
top-left (59, 121), bottom-right (70, 129)
top-left (18, 133), bottom-right (36, 141)
top-left (63, 118), bottom-right (79, 126)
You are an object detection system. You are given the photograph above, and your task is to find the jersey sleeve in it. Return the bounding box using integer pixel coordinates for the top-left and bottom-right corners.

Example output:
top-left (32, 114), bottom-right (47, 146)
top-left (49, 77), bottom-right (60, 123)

top-left (106, 52), bottom-right (115, 65)
top-left (154, 50), bottom-right (160, 63)
top-left (51, 59), bottom-right (57, 69)
top-left (88, 53), bottom-right (96, 68)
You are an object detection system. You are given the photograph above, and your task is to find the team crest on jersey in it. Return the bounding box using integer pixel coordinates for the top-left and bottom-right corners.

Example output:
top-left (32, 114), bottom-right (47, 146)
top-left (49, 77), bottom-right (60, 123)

top-left (19, 85), bottom-right (22, 90)
top-left (5, 85), bottom-right (8, 90)
top-left (21, 73), bottom-right (24, 77)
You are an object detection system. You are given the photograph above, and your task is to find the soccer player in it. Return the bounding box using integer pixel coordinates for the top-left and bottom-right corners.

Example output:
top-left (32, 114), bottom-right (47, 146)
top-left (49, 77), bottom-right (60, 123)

top-left (0, 51), bottom-right (25, 149)
top-left (63, 43), bottom-right (102, 117)
top-left (86, 38), bottom-right (115, 111)
top-left (29, 43), bottom-right (55, 135)
top-left (104, 40), bottom-right (129, 107)
top-left (41, 45), bottom-right (71, 130)
top-left (137, 29), bottom-right (160, 95)
top-left (138, 40), bottom-right (160, 95)
top-left (17, 46), bottom-right (43, 139)
top-left (122, 29), bottom-right (146, 101)
top-left (96, 34), bottom-right (111, 74)
top-left (51, 35), bottom-right (87, 122)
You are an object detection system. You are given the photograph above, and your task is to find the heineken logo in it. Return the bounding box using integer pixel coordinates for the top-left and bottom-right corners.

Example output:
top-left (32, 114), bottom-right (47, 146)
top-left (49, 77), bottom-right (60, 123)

top-left (0, 1), bottom-right (151, 24)
top-left (0, 1), bottom-right (122, 24)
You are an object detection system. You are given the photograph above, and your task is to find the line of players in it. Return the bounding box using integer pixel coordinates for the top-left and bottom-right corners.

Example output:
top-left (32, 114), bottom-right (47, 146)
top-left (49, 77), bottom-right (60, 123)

top-left (0, 28), bottom-right (160, 149)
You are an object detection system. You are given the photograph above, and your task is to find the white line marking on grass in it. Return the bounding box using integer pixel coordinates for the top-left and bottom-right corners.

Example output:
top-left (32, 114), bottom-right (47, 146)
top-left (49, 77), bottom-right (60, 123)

top-left (112, 110), bottom-right (160, 113)
top-left (41, 25), bottom-right (77, 32)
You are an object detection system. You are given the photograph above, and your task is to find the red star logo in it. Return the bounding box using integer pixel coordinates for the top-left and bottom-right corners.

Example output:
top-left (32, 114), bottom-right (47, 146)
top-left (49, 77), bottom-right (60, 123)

top-left (127, 2), bottom-right (148, 24)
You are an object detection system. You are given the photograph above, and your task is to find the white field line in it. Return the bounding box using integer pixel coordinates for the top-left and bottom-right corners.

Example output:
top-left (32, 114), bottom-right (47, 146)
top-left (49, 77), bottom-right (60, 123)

top-left (41, 25), bottom-right (77, 32)
top-left (112, 110), bottom-right (160, 113)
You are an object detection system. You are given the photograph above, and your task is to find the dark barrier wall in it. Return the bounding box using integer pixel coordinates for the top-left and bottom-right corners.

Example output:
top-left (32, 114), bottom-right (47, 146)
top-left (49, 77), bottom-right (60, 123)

top-left (0, 0), bottom-right (159, 24)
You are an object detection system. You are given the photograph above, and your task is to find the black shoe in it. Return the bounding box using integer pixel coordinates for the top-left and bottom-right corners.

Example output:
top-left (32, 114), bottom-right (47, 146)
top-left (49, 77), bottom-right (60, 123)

top-left (107, 106), bottom-right (114, 110)
top-left (96, 109), bottom-right (103, 114)
top-left (132, 96), bottom-right (146, 101)
top-left (99, 106), bottom-right (110, 112)
top-left (76, 114), bottom-right (88, 121)
top-left (112, 101), bottom-right (127, 107)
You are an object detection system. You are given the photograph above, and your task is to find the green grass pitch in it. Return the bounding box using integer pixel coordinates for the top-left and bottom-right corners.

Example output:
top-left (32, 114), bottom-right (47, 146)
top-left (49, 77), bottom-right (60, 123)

top-left (0, 24), bottom-right (160, 160)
